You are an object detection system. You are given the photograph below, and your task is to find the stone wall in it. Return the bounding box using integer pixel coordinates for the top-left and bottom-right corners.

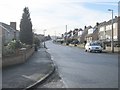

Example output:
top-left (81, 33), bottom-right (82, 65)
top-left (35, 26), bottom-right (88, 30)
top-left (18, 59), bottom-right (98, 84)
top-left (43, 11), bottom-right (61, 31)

top-left (2, 47), bottom-right (34, 68)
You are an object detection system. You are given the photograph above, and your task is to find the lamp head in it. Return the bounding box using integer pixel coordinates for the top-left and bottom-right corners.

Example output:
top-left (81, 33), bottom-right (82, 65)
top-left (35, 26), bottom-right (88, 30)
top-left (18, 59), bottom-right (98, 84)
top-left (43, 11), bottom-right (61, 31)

top-left (44, 29), bottom-right (47, 31)
top-left (108, 9), bottom-right (113, 11)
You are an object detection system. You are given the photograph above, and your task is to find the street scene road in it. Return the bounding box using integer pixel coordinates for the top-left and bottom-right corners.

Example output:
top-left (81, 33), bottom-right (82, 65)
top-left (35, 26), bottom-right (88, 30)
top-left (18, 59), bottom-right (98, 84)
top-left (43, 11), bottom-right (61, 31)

top-left (1, 1), bottom-right (119, 89)
top-left (46, 41), bottom-right (118, 88)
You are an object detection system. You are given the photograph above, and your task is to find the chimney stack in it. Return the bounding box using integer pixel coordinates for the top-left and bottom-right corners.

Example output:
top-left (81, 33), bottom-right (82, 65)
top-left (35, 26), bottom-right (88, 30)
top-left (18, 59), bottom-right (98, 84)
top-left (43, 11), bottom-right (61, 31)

top-left (10, 22), bottom-right (16, 30)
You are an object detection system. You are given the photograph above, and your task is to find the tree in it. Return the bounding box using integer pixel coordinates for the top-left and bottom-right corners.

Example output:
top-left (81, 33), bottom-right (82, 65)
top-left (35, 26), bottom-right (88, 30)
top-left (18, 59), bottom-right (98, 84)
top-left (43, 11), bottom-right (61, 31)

top-left (34, 37), bottom-right (40, 47)
top-left (20, 7), bottom-right (33, 45)
top-left (47, 35), bottom-right (51, 40)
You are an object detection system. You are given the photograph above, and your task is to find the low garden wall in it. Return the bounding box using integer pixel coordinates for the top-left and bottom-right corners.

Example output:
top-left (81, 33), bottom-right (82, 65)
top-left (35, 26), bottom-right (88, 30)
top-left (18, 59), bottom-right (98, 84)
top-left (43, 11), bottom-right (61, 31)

top-left (2, 47), bottom-right (35, 68)
top-left (106, 47), bottom-right (119, 52)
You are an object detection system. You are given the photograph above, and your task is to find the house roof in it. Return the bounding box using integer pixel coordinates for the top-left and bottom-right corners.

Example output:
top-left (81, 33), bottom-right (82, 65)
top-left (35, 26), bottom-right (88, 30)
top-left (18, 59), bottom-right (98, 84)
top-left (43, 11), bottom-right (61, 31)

top-left (0, 22), bottom-right (16, 32)
top-left (81, 26), bottom-right (92, 36)
top-left (98, 17), bottom-right (118, 27)
top-left (67, 30), bottom-right (72, 34)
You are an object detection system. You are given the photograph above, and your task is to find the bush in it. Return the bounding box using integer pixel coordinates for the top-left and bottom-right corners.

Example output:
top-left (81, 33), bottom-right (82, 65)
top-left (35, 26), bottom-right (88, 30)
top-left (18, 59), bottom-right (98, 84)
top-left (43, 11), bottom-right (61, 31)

top-left (34, 37), bottom-right (40, 47)
top-left (2, 40), bottom-right (26, 57)
top-left (3, 45), bottom-right (15, 56)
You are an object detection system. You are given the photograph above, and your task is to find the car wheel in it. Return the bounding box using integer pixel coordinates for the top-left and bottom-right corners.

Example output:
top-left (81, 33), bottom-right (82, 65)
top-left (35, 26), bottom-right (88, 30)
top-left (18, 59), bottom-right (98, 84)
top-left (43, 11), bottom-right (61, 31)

top-left (99, 51), bottom-right (102, 53)
top-left (85, 49), bottom-right (87, 52)
top-left (89, 48), bottom-right (91, 52)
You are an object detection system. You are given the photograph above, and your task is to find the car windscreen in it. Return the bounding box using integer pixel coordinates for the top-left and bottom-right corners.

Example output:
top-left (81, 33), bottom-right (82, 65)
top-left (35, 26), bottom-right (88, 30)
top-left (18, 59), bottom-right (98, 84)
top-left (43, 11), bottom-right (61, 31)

top-left (90, 43), bottom-right (101, 46)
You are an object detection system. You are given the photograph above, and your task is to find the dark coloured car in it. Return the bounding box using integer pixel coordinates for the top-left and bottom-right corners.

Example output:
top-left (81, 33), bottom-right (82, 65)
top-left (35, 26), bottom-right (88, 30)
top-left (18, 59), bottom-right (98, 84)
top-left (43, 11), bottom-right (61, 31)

top-left (71, 40), bottom-right (79, 44)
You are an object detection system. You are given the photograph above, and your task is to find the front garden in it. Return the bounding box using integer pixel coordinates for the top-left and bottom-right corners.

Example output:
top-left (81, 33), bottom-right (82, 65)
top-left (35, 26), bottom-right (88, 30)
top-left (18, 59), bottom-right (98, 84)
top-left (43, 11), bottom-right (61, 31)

top-left (2, 40), bottom-right (32, 57)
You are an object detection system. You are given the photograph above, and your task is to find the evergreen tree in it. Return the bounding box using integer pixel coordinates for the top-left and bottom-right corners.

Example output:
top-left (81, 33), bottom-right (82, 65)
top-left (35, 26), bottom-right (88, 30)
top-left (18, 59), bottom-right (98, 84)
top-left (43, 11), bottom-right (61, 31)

top-left (47, 35), bottom-right (51, 40)
top-left (20, 7), bottom-right (33, 45)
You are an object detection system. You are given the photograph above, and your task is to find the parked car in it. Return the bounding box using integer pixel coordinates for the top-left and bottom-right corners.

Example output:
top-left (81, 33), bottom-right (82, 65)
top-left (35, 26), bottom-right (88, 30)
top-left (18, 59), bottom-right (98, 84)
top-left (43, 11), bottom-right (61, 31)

top-left (85, 42), bottom-right (102, 53)
top-left (71, 40), bottom-right (79, 46)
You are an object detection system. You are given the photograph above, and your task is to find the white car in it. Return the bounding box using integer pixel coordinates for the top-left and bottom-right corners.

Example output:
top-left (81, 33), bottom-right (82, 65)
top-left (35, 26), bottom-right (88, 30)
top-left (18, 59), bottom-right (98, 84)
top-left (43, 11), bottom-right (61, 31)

top-left (85, 42), bottom-right (102, 53)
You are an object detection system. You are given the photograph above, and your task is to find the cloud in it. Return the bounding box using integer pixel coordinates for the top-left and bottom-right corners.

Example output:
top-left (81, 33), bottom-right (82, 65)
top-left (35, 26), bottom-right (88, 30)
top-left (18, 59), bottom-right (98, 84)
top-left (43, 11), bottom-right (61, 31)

top-left (31, 1), bottom-right (113, 35)
top-left (0, 0), bottom-right (118, 36)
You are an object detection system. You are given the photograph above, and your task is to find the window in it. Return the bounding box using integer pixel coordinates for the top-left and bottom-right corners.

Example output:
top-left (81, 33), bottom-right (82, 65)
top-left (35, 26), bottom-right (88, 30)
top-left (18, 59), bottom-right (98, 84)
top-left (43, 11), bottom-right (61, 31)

top-left (106, 35), bottom-right (111, 39)
top-left (106, 25), bottom-right (112, 31)
top-left (99, 27), bottom-right (104, 32)
top-left (113, 36), bottom-right (117, 39)
top-left (113, 23), bottom-right (117, 29)
top-left (100, 36), bottom-right (103, 39)
top-left (88, 28), bottom-right (93, 34)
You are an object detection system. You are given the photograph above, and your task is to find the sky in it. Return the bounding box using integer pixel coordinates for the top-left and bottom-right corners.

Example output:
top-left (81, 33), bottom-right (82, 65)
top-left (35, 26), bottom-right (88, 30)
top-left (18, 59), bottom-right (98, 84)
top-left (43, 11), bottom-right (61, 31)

top-left (0, 0), bottom-right (119, 36)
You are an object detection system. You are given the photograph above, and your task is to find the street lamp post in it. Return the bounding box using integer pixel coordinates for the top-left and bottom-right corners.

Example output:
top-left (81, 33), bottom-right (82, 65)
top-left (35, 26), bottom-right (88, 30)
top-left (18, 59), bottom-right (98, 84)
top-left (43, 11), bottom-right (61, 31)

top-left (43, 29), bottom-right (47, 48)
top-left (108, 9), bottom-right (114, 53)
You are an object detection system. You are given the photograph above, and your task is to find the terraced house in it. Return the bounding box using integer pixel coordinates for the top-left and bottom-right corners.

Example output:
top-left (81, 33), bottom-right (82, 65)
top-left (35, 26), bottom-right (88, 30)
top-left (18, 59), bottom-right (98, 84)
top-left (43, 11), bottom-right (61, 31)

top-left (61, 16), bottom-right (119, 51)
top-left (85, 23), bottom-right (99, 43)
top-left (79, 26), bottom-right (92, 44)
top-left (98, 16), bottom-right (118, 47)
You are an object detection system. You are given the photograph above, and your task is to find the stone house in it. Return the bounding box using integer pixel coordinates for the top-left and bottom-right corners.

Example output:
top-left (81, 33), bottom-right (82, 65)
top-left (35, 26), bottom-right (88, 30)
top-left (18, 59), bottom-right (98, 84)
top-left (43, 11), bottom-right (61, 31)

top-left (0, 22), bottom-right (19, 45)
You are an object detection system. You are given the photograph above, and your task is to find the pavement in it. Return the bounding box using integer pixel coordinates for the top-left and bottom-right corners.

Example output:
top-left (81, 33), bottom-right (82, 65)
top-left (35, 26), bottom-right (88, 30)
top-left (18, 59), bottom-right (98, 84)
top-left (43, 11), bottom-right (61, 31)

top-left (61, 43), bottom-right (119, 54)
top-left (2, 48), bottom-right (55, 89)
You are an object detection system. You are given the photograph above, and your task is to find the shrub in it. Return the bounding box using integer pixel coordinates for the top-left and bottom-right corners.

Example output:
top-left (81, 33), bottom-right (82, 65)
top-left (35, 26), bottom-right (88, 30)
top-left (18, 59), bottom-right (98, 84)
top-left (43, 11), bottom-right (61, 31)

top-left (34, 37), bottom-right (40, 47)
top-left (2, 45), bottom-right (15, 56)
top-left (2, 40), bottom-right (26, 57)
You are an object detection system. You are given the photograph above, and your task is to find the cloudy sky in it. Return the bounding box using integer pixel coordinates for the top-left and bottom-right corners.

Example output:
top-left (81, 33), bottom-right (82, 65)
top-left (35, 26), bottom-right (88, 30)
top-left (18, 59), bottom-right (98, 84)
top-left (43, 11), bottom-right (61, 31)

top-left (0, 0), bottom-right (119, 36)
